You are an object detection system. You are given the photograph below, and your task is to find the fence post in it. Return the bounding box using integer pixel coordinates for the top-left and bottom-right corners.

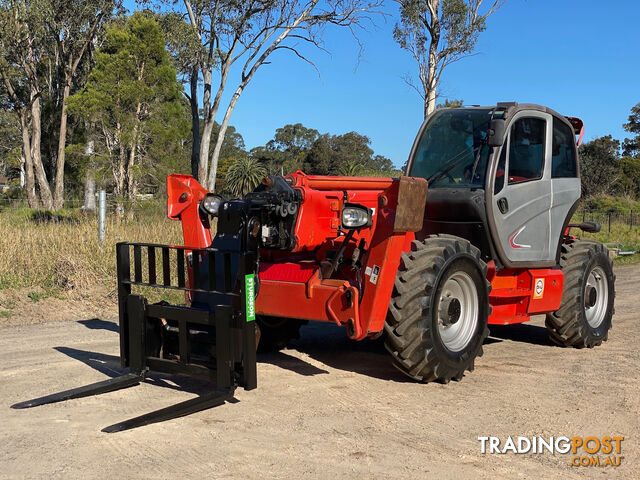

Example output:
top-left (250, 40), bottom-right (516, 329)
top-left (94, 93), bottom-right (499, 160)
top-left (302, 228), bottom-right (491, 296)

top-left (630, 210), bottom-right (633, 231)
top-left (608, 212), bottom-right (612, 233)
top-left (98, 190), bottom-right (106, 247)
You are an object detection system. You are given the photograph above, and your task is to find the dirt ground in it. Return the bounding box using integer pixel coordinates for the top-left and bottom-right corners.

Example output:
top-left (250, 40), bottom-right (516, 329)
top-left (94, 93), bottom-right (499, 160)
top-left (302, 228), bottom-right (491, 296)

top-left (0, 265), bottom-right (638, 479)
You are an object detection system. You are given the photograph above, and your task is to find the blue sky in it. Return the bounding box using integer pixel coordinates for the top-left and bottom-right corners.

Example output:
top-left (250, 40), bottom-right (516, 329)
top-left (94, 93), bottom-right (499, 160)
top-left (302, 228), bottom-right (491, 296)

top-left (127, 0), bottom-right (639, 168)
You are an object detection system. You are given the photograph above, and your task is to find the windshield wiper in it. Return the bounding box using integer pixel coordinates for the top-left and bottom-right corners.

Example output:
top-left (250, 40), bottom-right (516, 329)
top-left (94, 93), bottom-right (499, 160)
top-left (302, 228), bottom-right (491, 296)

top-left (427, 145), bottom-right (482, 185)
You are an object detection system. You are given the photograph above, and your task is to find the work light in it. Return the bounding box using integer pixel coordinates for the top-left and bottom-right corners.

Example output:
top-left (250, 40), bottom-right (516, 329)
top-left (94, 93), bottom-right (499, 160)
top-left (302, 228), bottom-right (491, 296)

top-left (200, 193), bottom-right (225, 216)
top-left (341, 204), bottom-right (372, 229)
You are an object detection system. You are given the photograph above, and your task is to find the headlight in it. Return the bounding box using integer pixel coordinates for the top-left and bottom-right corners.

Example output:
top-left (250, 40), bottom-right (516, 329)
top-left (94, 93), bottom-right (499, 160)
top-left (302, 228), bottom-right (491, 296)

top-left (200, 193), bottom-right (224, 216)
top-left (341, 204), bottom-right (372, 229)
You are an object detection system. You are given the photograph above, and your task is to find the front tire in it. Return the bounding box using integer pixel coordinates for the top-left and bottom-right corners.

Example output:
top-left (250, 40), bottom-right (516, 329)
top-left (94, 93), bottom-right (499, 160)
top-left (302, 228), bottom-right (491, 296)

top-left (384, 235), bottom-right (490, 383)
top-left (545, 239), bottom-right (615, 347)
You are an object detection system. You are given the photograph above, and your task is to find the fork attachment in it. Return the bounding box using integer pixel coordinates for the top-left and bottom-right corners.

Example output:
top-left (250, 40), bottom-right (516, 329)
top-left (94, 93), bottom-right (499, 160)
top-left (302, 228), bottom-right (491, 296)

top-left (12, 240), bottom-right (258, 432)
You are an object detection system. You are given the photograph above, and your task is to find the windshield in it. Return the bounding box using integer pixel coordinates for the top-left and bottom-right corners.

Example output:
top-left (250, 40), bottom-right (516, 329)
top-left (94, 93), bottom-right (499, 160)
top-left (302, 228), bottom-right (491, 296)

top-left (409, 108), bottom-right (495, 188)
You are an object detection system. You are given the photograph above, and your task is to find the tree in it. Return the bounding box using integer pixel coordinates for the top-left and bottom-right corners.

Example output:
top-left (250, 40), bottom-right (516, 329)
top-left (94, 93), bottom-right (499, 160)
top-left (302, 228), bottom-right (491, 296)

top-left (622, 102), bottom-right (640, 158)
top-left (578, 136), bottom-right (621, 198)
top-left (0, 0), bottom-right (117, 209)
top-left (617, 156), bottom-right (640, 199)
top-left (155, 10), bottom-right (203, 178)
top-left (148, 0), bottom-right (383, 192)
top-left (225, 156), bottom-right (267, 196)
top-left (394, 0), bottom-right (503, 118)
top-left (44, 0), bottom-right (118, 209)
top-left (67, 13), bottom-right (189, 210)
top-left (0, 110), bottom-right (21, 181)
top-left (0, 0), bottom-right (52, 207)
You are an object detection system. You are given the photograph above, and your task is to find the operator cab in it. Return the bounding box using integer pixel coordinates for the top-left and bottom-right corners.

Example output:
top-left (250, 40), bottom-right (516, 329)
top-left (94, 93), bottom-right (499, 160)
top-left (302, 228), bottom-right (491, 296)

top-left (407, 103), bottom-right (582, 269)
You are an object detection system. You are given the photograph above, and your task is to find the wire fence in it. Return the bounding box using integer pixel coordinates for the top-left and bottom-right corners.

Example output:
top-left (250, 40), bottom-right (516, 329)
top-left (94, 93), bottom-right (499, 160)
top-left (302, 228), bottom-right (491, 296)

top-left (0, 195), bottom-right (164, 213)
top-left (575, 208), bottom-right (638, 233)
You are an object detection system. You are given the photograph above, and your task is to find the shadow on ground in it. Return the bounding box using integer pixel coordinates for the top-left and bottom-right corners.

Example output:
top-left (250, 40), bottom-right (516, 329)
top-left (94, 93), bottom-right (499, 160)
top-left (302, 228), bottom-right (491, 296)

top-left (488, 322), bottom-right (557, 347)
top-left (287, 322), bottom-right (413, 383)
top-left (53, 346), bottom-right (218, 396)
top-left (78, 318), bottom-right (119, 333)
top-left (71, 316), bottom-right (557, 387)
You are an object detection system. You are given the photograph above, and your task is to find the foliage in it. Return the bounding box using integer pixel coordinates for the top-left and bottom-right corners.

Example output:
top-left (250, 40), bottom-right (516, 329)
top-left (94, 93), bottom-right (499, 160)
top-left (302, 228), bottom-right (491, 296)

top-left (394, 0), bottom-right (503, 116)
top-left (66, 13), bottom-right (190, 204)
top-left (581, 196), bottom-right (640, 215)
top-left (250, 124), bottom-right (400, 179)
top-left (622, 102), bottom-right (640, 158)
top-left (578, 135), bottom-right (621, 198)
top-left (0, 110), bottom-right (21, 178)
top-left (436, 98), bottom-right (464, 108)
top-left (0, 0), bottom-right (119, 209)
top-left (225, 156), bottom-right (267, 196)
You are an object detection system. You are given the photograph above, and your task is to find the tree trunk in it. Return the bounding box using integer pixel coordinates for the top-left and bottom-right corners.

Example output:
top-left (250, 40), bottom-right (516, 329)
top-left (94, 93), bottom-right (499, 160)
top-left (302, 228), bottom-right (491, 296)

top-left (19, 111), bottom-right (38, 208)
top-left (189, 65), bottom-right (200, 179)
top-left (53, 80), bottom-right (71, 209)
top-left (83, 170), bottom-right (96, 210)
top-left (126, 140), bottom-right (137, 201)
top-left (424, 0), bottom-right (440, 118)
top-left (198, 68), bottom-right (213, 185)
top-left (425, 64), bottom-right (437, 118)
top-left (30, 92), bottom-right (54, 209)
top-left (114, 121), bottom-right (126, 218)
top-left (208, 85), bottom-right (244, 191)
top-left (199, 59), bottom-right (233, 187)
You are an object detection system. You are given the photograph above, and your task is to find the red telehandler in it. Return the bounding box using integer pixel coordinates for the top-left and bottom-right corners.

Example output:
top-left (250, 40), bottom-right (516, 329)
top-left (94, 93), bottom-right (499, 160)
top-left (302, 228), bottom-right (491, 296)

top-left (13, 103), bottom-right (615, 432)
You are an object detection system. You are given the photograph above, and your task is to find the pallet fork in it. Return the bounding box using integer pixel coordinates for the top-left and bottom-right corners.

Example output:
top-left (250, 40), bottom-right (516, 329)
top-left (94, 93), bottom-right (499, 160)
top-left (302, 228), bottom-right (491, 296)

top-left (12, 241), bottom-right (258, 433)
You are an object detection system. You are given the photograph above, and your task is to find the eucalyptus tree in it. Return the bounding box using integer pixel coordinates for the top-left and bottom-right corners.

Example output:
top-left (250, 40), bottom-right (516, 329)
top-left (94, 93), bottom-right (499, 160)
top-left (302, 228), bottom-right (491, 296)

top-left (0, 0), bottom-right (51, 207)
top-left (0, 0), bottom-right (117, 209)
top-left (146, 0), bottom-right (383, 191)
top-left (394, 0), bottom-right (503, 118)
top-left (44, 0), bottom-right (119, 209)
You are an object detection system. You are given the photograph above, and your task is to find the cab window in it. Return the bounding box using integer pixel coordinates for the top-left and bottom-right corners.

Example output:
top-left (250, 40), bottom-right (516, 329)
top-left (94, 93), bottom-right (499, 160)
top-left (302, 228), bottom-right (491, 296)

top-left (508, 117), bottom-right (546, 184)
top-left (551, 118), bottom-right (577, 177)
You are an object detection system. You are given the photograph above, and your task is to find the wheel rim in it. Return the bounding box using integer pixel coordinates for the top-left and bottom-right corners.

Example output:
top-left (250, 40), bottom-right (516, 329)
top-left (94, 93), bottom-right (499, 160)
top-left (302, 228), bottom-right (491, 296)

top-left (437, 271), bottom-right (479, 352)
top-left (584, 266), bottom-right (608, 328)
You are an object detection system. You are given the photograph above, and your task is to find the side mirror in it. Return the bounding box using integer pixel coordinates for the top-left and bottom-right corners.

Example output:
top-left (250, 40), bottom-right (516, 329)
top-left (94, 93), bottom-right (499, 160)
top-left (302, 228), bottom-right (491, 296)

top-left (487, 119), bottom-right (506, 147)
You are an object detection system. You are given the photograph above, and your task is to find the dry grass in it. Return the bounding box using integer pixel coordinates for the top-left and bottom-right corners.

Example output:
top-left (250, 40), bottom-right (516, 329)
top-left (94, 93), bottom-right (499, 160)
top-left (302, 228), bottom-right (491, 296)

top-left (1, 203), bottom-right (639, 324)
top-left (0, 204), bottom-right (182, 297)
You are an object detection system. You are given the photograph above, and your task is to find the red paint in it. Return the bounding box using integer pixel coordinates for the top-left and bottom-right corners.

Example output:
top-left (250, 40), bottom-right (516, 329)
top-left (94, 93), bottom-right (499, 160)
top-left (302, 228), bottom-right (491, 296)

top-left (167, 174), bottom-right (212, 249)
top-left (167, 172), bottom-right (568, 340)
top-left (488, 267), bottom-right (564, 325)
top-left (259, 262), bottom-right (316, 283)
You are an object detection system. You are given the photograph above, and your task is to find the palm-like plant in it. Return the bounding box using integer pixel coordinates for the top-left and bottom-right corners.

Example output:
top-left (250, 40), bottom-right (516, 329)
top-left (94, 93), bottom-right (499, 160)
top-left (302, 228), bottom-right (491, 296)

top-left (224, 156), bottom-right (268, 196)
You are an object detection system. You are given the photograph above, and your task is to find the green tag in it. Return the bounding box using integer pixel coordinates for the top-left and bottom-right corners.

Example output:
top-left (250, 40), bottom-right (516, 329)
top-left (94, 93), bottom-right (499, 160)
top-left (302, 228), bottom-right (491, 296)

top-left (245, 274), bottom-right (256, 322)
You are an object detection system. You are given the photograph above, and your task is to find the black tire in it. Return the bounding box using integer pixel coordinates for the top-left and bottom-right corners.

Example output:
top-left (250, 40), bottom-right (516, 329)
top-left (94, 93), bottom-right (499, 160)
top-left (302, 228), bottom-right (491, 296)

top-left (256, 316), bottom-right (306, 352)
top-left (384, 235), bottom-right (490, 383)
top-left (545, 239), bottom-right (615, 348)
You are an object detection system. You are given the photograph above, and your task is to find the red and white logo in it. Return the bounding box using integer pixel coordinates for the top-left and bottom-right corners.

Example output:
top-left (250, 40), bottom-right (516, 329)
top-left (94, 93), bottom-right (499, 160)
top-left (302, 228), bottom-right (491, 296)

top-left (509, 226), bottom-right (531, 249)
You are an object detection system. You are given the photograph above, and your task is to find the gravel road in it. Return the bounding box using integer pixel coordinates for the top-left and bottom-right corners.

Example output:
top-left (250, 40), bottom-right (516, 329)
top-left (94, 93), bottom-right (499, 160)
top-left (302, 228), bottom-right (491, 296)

top-left (1, 265), bottom-right (638, 479)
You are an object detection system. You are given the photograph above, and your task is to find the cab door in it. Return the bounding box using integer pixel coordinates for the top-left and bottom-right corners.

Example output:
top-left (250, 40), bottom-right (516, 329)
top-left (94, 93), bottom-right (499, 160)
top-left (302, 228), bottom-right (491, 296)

top-left (488, 111), bottom-right (554, 266)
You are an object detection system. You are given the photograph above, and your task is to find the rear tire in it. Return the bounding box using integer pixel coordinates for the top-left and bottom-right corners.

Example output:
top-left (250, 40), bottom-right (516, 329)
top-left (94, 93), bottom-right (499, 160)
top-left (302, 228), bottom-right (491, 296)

top-left (545, 239), bottom-right (615, 347)
top-left (256, 316), bottom-right (306, 352)
top-left (384, 235), bottom-right (490, 383)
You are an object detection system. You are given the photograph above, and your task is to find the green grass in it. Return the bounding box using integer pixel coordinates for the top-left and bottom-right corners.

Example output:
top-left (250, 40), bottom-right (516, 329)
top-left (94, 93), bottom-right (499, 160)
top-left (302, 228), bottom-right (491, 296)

top-left (572, 219), bottom-right (640, 252)
top-left (570, 213), bottom-right (640, 265)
